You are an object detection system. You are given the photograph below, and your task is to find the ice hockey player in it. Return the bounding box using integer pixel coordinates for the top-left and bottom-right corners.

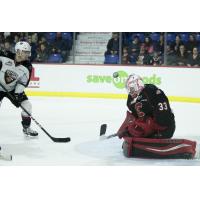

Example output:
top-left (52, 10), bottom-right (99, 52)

top-left (0, 41), bottom-right (38, 137)
top-left (117, 73), bottom-right (196, 159)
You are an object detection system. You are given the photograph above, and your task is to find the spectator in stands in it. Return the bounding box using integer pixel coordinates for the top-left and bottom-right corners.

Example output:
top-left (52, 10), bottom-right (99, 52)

top-left (3, 33), bottom-right (15, 45)
top-left (48, 46), bottom-right (64, 61)
top-left (105, 32), bottom-right (119, 56)
top-left (20, 32), bottom-right (28, 40)
top-left (14, 34), bottom-right (20, 44)
top-left (38, 36), bottom-right (47, 46)
top-left (26, 34), bottom-right (38, 61)
top-left (128, 52), bottom-right (137, 64)
top-left (128, 35), bottom-right (140, 58)
top-left (187, 47), bottom-right (200, 67)
top-left (0, 41), bottom-right (5, 50)
top-left (9, 35), bottom-right (20, 52)
top-left (186, 34), bottom-right (198, 54)
top-left (0, 33), bottom-right (4, 43)
top-left (4, 41), bottom-right (13, 52)
top-left (175, 44), bottom-right (188, 66)
top-left (35, 43), bottom-right (49, 62)
top-left (11, 33), bottom-right (20, 51)
top-left (166, 44), bottom-right (176, 66)
top-left (122, 47), bottom-right (129, 64)
top-left (148, 51), bottom-right (163, 66)
top-left (143, 36), bottom-right (154, 54)
top-left (172, 35), bottom-right (183, 54)
top-left (3, 32), bottom-right (11, 40)
top-left (51, 33), bottom-right (69, 62)
top-left (61, 32), bottom-right (73, 51)
top-left (9, 34), bottom-right (20, 51)
top-left (135, 45), bottom-right (149, 65)
top-left (154, 34), bottom-right (164, 55)
top-left (32, 33), bottom-right (38, 44)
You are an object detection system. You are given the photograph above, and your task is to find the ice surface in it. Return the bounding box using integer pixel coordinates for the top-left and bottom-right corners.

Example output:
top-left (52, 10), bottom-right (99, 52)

top-left (0, 97), bottom-right (199, 165)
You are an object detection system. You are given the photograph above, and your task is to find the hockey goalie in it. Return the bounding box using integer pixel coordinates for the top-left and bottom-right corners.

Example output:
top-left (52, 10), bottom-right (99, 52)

top-left (117, 73), bottom-right (196, 159)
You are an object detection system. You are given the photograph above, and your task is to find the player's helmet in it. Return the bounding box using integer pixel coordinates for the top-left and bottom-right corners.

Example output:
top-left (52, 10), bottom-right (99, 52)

top-left (15, 41), bottom-right (31, 56)
top-left (125, 73), bottom-right (144, 97)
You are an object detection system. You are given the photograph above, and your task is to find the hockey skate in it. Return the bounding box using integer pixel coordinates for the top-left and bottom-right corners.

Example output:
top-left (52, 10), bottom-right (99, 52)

top-left (23, 127), bottom-right (38, 138)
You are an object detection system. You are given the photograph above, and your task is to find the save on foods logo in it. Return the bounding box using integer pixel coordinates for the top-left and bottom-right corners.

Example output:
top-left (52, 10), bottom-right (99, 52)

top-left (86, 70), bottom-right (161, 89)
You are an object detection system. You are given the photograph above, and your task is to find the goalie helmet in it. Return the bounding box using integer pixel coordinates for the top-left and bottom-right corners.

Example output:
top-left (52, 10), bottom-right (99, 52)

top-left (125, 73), bottom-right (144, 98)
top-left (15, 41), bottom-right (31, 56)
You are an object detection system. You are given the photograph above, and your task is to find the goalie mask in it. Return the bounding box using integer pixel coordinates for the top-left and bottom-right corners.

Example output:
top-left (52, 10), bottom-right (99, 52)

top-left (125, 73), bottom-right (144, 98)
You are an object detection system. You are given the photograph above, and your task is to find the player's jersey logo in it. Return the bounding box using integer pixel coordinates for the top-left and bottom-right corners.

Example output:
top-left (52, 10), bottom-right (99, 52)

top-left (5, 61), bottom-right (13, 66)
top-left (135, 102), bottom-right (145, 118)
top-left (4, 70), bottom-right (18, 84)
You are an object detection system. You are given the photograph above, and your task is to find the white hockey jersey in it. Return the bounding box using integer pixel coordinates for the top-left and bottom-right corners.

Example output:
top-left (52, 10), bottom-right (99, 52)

top-left (0, 50), bottom-right (32, 94)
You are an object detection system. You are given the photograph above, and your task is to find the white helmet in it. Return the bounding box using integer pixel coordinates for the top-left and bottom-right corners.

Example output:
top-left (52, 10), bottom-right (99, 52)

top-left (125, 73), bottom-right (144, 97)
top-left (15, 41), bottom-right (31, 56)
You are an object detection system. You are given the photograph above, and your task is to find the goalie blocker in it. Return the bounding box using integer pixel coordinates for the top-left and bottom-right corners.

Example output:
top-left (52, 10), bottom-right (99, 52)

top-left (122, 137), bottom-right (196, 159)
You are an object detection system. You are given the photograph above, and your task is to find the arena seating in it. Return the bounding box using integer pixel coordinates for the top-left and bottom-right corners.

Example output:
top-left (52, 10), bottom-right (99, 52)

top-left (0, 32), bottom-right (200, 66)
top-left (104, 55), bottom-right (119, 64)
top-left (48, 53), bottom-right (63, 63)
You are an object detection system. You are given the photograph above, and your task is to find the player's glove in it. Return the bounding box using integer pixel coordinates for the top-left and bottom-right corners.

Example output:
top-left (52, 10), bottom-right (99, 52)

top-left (13, 93), bottom-right (24, 107)
top-left (127, 117), bottom-right (155, 138)
top-left (128, 117), bottom-right (167, 138)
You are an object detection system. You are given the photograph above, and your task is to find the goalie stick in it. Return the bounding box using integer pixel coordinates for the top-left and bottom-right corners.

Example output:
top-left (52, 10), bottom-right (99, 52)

top-left (99, 124), bottom-right (118, 140)
top-left (0, 82), bottom-right (71, 143)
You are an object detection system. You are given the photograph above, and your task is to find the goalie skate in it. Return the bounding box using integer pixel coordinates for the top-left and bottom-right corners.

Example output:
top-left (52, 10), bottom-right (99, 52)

top-left (23, 127), bottom-right (38, 137)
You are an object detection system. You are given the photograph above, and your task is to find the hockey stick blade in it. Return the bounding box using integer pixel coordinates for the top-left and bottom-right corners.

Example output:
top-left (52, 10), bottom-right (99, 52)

top-left (51, 137), bottom-right (71, 143)
top-left (99, 124), bottom-right (118, 140)
top-left (100, 124), bottom-right (107, 136)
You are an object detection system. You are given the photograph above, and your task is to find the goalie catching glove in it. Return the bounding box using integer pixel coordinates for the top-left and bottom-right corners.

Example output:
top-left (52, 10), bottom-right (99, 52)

top-left (128, 117), bottom-right (167, 138)
top-left (117, 111), bottom-right (167, 139)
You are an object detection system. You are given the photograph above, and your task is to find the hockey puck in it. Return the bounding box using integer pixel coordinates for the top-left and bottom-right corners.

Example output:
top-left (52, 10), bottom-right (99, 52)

top-left (113, 72), bottom-right (119, 78)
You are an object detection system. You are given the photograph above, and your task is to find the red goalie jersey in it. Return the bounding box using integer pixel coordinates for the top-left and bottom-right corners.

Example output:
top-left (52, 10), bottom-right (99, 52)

top-left (117, 74), bottom-right (196, 159)
top-left (117, 74), bottom-right (175, 139)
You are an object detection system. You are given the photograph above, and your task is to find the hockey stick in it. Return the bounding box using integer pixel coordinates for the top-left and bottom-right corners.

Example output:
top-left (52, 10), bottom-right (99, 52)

top-left (99, 124), bottom-right (118, 140)
top-left (0, 82), bottom-right (70, 143)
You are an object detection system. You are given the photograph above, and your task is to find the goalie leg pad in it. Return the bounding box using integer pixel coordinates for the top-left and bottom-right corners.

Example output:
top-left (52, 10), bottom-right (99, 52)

top-left (122, 137), bottom-right (196, 159)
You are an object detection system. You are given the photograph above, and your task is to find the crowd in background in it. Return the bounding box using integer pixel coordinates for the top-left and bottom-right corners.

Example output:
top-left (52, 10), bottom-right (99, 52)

top-left (0, 32), bottom-right (73, 63)
top-left (0, 32), bottom-right (200, 67)
top-left (105, 32), bottom-right (200, 67)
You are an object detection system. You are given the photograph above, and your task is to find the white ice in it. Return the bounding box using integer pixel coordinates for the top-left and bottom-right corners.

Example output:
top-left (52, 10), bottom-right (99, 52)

top-left (0, 97), bottom-right (200, 165)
